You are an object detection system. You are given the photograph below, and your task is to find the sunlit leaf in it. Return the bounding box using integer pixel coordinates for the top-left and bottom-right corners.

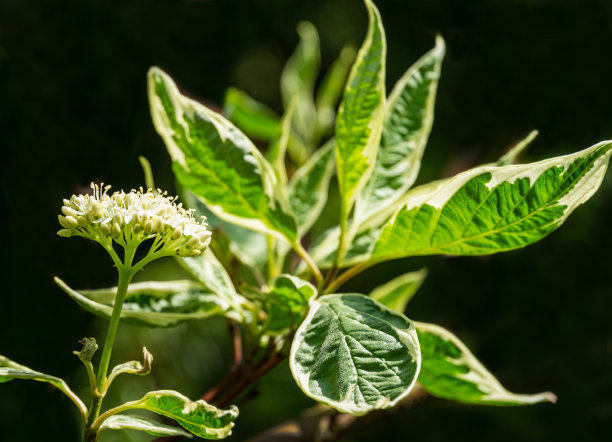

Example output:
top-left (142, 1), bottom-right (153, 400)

top-left (372, 141), bottom-right (612, 261)
top-left (369, 269), bottom-right (427, 313)
top-left (99, 414), bottom-right (193, 438)
top-left (416, 322), bottom-right (557, 405)
top-left (290, 294), bottom-right (420, 415)
top-left (55, 277), bottom-right (231, 327)
top-left (335, 0), bottom-right (386, 235)
top-left (115, 389), bottom-right (238, 439)
top-left (223, 87), bottom-right (280, 141)
top-left (148, 67), bottom-right (297, 242)
top-left (265, 274), bottom-right (316, 335)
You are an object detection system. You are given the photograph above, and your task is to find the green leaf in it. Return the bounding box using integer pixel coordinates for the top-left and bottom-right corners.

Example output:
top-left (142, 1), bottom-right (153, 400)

top-left (372, 141), bottom-right (612, 261)
top-left (115, 390), bottom-right (238, 439)
top-left (357, 36), bottom-right (445, 223)
top-left (496, 130), bottom-right (539, 166)
top-left (369, 269), bottom-right (427, 313)
top-left (223, 87), bottom-right (281, 141)
top-left (288, 140), bottom-right (336, 236)
top-left (180, 188), bottom-right (268, 270)
top-left (265, 274), bottom-right (316, 335)
top-left (55, 277), bottom-right (231, 327)
top-left (107, 347), bottom-right (153, 389)
top-left (281, 21), bottom-right (320, 150)
top-left (290, 294), bottom-right (420, 415)
top-left (177, 248), bottom-right (246, 319)
top-left (100, 414), bottom-right (193, 438)
top-left (307, 226), bottom-right (379, 270)
top-left (415, 322), bottom-right (557, 405)
top-left (0, 354), bottom-right (87, 416)
top-left (148, 67), bottom-right (297, 242)
top-left (335, 0), bottom-right (386, 226)
top-left (315, 45), bottom-right (357, 136)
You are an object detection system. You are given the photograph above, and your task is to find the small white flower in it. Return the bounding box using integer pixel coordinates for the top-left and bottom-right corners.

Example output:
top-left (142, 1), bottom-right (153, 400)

top-left (58, 183), bottom-right (211, 257)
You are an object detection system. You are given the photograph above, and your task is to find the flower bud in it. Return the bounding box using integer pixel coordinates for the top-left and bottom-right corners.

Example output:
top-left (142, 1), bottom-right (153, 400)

top-left (112, 222), bottom-right (121, 237)
top-left (57, 229), bottom-right (72, 238)
top-left (113, 212), bottom-right (124, 227)
top-left (62, 206), bottom-right (79, 218)
top-left (100, 221), bottom-right (111, 235)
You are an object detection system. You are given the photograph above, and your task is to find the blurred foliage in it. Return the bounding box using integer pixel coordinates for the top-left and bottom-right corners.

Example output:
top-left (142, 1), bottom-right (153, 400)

top-left (1, 0), bottom-right (612, 440)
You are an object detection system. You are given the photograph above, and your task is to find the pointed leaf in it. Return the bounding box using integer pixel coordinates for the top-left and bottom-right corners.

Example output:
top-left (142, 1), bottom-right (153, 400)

top-left (55, 277), bottom-right (231, 327)
top-left (335, 0), bottom-right (386, 220)
top-left (369, 269), bottom-right (427, 313)
top-left (115, 390), bottom-right (238, 439)
top-left (372, 141), bottom-right (612, 261)
top-left (290, 294), bottom-right (420, 415)
top-left (315, 45), bottom-right (357, 135)
top-left (357, 36), bottom-right (445, 222)
top-left (148, 67), bottom-right (297, 242)
top-left (100, 414), bottom-right (193, 437)
top-left (416, 322), bottom-right (556, 405)
top-left (288, 140), bottom-right (336, 236)
top-left (0, 355), bottom-right (87, 416)
top-left (281, 21), bottom-right (320, 152)
top-left (265, 275), bottom-right (316, 335)
top-left (496, 130), bottom-right (539, 166)
top-left (223, 87), bottom-right (280, 141)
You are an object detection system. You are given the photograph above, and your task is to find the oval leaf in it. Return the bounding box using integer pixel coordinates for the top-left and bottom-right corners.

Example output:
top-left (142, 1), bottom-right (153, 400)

top-left (290, 294), bottom-right (420, 415)
top-left (100, 414), bottom-right (193, 438)
top-left (55, 277), bottom-right (230, 327)
top-left (148, 67), bottom-right (297, 242)
top-left (372, 141), bottom-right (612, 261)
top-left (416, 322), bottom-right (556, 405)
top-left (116, 390), bottom-right (238, 439)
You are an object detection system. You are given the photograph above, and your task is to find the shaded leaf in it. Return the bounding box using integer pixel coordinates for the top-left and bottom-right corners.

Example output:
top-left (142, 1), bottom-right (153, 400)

top-left (55, 277), bottom-right (230, 327)
top-left (99, 414), bottom-right (193, 437)
top-left (496, 130), bottom-right (539, 166)
top-left (148, 67), bottom-right (297, 242)
top-left (107, 347), bottom-right (153, 388)
top-left (223, 87), bottom-right (280, 141)
top-left (315, 45), bottom-right (357, 136)
top-left (288, 140), bottom-right (336, 236)
top-left (290, 294), bottom-right (420, 415)
top-left (369, 269), bottom-right (427, 313)
top-left (416, 322), bottom-right (556, 405)
top-left (0, 354), bottom-right (87, 416)
top-left (265, 274), bottom-right (316, 335)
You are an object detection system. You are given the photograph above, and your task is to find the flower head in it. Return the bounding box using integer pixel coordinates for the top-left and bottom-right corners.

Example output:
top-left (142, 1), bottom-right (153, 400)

top-left (58, 183), bottom-right (211, 257)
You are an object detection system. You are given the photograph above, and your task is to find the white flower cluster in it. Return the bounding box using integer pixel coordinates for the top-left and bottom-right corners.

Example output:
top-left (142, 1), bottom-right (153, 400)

top-left (58, 183), bottom-right (211, 257)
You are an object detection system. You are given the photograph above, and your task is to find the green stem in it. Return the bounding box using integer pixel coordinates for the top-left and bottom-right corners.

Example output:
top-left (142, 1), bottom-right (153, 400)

top-left (324, 260), bottom-right (375, 294)
top-left (84, 246), bottom-right (137, 440)
top-left (266, 235), bottom-right (276, 280)
top-left (292, 240), bottom-right (323, 289)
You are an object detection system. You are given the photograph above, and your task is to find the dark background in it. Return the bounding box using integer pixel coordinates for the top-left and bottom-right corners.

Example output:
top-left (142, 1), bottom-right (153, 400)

top-left (1, 0), bottom-right (612, 440)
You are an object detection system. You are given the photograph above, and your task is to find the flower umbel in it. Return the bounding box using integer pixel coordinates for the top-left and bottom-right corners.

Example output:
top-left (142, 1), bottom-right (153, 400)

top-left (58, 183), bottom-right (211, 257)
